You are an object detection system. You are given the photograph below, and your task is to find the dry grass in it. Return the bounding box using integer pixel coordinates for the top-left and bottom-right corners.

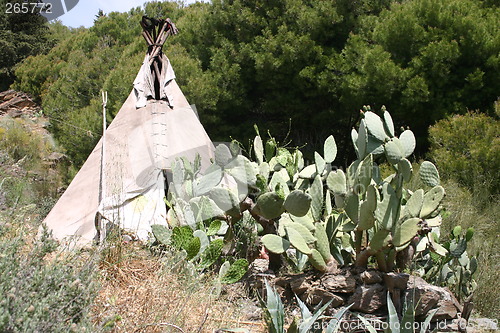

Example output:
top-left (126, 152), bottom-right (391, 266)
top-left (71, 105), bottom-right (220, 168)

top-left (92, 243), bottom-right (266, 332)
top-left (439, 180), bottom-right (500, 320)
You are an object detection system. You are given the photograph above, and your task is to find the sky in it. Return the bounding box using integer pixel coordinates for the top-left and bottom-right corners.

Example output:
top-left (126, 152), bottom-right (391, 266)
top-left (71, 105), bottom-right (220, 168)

top-left (57, 0), bottom-right (206, 28)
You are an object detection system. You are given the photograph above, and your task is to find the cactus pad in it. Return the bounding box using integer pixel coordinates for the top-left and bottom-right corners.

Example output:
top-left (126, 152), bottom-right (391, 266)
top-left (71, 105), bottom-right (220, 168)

top-left (420, 185), bottom-right (445, 218)
top-left (255, 192), bottom-right (285, 219)
top-left (399, 130), bottom-right (416, 157)
top-left (392, 217), bottom-right (420, 248)
top-left (383, 111), bottom-right (395, 137)
top-left (324, 135), bottom-right (337, 163)
top-left (314, 223), bottom-right (333, 262)
top-left (286, 226), bottom-right (312, 255)
top-left (384, 138), bottom-right (405, 165)
top-left (405, 189), bottom-right (424, 217)
top-left (419, 161), bottom-right (440, 187)
top-left (364, 111), bottom-right (388, 142)
top-left (327, 169), bottom-right (347, 195)
top-left (284, 190), bottom-right (312, 217)
top-left (308, 249), bottom-right (328, 272)
top-left (261, 234), bottom-right (291, 254)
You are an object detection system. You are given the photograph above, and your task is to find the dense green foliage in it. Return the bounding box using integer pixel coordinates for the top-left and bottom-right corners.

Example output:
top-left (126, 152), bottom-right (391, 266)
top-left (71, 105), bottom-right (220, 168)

top-left (0, 0), bottom-right (56, 90)
top-left (428, 111), bottom-right (499, 199)
top-left (12, 0), bottom-right (500, 168)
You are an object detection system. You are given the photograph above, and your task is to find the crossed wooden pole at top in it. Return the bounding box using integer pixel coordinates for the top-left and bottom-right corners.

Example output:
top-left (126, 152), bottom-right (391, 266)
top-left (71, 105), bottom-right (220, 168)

top-left (140, 16), bottom-right (178, 86)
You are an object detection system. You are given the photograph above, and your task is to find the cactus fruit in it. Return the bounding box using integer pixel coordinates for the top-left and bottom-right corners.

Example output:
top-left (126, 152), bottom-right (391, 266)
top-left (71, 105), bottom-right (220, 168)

top-left (286, 226), bottom-right (312, 255)
top-left (308, 249), bottom-right (328, 272)
top-left (420, 185), bottom-right (445, 218)
top-left (364, 111), bottom-right (388, 142)
top-left (255, 192), bottom-right (285, 219)
top-left (392, 217), bottom-right (420, 248)
top-left (399, 130), bottom-right (416, 157)
top-left (324, 135), bottom-right (337, 163)
top-left (419, 161), bottom-right (440, 187)
top-left (284, 190), bottom-right (312, 217)
top-left (327, 169), bottom-right (347, 195)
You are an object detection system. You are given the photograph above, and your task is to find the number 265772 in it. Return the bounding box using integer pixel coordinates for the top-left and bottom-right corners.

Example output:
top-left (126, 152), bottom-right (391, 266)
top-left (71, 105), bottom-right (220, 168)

top-left (5, 2), bottom-right (52, 14)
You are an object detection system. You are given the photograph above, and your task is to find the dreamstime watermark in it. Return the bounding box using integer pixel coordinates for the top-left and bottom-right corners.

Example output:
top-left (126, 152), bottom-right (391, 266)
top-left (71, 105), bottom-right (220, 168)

top-left (4, 0), bottom-right (79, 21)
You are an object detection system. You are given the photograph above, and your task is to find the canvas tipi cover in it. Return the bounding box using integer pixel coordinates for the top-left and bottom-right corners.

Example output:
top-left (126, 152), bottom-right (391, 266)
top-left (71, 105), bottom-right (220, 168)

top-left (43, 51), bottom-right (215, 246)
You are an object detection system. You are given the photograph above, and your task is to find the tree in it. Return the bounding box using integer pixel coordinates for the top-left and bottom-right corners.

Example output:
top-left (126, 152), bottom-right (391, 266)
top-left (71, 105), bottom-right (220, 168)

top-left (0, 0), bottom-right (54, 90)
top-left (338, 0), bottom-right (500, 152)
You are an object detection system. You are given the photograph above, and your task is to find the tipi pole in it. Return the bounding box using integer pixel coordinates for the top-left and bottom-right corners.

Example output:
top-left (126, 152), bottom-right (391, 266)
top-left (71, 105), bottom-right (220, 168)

top-left (99, 90), bottom-right (108, 203)
top-left (95, 90), bottom-right (108, 244)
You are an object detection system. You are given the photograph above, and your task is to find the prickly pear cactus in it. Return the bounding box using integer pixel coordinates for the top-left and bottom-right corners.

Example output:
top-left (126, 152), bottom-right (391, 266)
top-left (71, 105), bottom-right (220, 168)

top-left (162, 106), bottom-right (452, 276)
top-left (255, 192), bottom-right (285, 219)
top-left (284, 190), bottom-right (312, 217)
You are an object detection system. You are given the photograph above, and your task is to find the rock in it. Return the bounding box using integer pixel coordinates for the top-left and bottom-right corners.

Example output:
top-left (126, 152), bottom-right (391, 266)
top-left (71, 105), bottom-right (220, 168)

top-left (301, 287), bottom-right (344, 307)
top-left (405, 276), bottom-right (461, 321)
top-left (249, 258), bottom-right (269, 274)
top-left (289, 275), bottom-right (311, 295)
top-left (321, 272), bottom-right (356, 293)
top-left (383, 272), bottom-right (409, 290)
top-left (360, 270), bottom-right (383, 284)
top-left (0, 90), bottom-right (39, 117)
top-left (348, 283), bottom-right (386, 313)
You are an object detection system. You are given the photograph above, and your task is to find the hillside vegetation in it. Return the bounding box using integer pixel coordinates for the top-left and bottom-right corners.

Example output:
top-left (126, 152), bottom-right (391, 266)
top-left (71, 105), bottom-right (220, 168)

top-left (11, 0), bottom-right (500, 167)
top-left (1, 0), bottom-right (498, 329)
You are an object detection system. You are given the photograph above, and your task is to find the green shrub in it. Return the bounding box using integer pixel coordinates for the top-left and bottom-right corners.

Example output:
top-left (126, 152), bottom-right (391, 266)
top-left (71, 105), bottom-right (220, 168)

top-left (428, 112), bottom-right (500, 199)
top-left (0, 224), bottom-right (98, 332)
top-left (0, 118), bottom-right (47, 164)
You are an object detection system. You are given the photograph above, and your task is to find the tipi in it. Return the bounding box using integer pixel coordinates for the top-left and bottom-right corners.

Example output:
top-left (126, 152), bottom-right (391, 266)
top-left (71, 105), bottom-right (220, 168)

top-left (43, 17), bottom-right (215, 246)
